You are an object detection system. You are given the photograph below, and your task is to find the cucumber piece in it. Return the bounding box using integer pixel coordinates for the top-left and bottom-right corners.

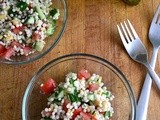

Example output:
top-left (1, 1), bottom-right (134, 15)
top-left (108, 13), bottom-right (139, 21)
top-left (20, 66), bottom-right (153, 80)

top-left (87, 93), bottom-right (95, 101)
top-left (47, 16), bottom-right (56, 27)
top-left (104, 111), bottom-right (111, 117)
top-left (35, 41), bottom-right (45, 52)
top-left (35, 6), bottom-right (46, 19)
top-left (46, 24), bottom-right (55, 36)
top-left (46, 17), bottom-right (56, 36)
top-left (27, 16), bottom-right (35, 24)
top-left (48, 94), bottom-right (55, 102)
top-left (103, 91), bottom-right (111, 98)
top-left (57, 90), bottom-right (64, 99)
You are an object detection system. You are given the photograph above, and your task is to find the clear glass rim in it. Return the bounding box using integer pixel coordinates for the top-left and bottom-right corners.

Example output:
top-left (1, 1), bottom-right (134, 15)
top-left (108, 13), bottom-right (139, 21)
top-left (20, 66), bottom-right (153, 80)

top-left (22, 53), bottom-right (136, 120)
top-left (0, 0), bottom-right (68, 65)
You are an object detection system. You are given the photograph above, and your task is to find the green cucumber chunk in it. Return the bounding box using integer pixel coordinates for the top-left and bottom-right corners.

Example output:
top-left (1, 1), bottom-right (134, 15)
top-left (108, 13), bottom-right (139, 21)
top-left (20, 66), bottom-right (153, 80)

top-left (103, 91), bottom-right (112, 98)
top-left (46, 24), bottom-right (55, 36)
top-left (104, 111), bottom-right (111, 117)
top-left (27, 16), bottom-right (35, 24)
top-left (35, 6), bottom-right (46, 19)
top-left (87, 93), bottom-right (95, 101)
top-left (57, 90), bottom-right (65, 99)
top-left (35, 41), bottom-right (45, 52)
top-left (46, 18), bottom-right (56, 36)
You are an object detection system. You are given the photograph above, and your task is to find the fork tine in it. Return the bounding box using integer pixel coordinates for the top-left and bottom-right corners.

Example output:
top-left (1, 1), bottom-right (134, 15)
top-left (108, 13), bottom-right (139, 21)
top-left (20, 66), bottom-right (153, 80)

top-left (117, 25), bottom-right (128, 47)
top-left (127, 19), bottom-right (139, 39)
top-left (120, 23), bottom-right (131, 43)
top-left (152, 3), bottom-right (160, 24)
top-left (124, 21), bottom-right (134, 41)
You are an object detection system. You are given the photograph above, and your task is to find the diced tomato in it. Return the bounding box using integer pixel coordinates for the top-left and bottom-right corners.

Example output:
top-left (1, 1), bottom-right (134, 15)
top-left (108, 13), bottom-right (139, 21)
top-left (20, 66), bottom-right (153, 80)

top-left (63, 99), bottom-right (70, 112)
top-left (78, 69), bottom-right (91, 80)
top-left (32, 32), bottom-right (41, 41)
top-left (12, 26), bottom-right (25, 34)
top-left (72, 107), bottom-right (82, 120)
top-left (41, 110), bottom-right (52, 117)
top-left (4, 47), bottom-right (15, 60)
top-left (0, 44), bottom-right (7, 57)
top-left (80, 112), bottom-right (97, 120)
top-left (91, 115), bottom-right (97, 120)
top-left (88, 83), bottom-right (99, 92)
top-left (80, 112), bottom-right (91, 120)
top-left (10, 41), bottom-right (23, 48)
top-left (40, 78), bottom-right (57, 94)
top-left (23, 46), bottom-right (32, 55)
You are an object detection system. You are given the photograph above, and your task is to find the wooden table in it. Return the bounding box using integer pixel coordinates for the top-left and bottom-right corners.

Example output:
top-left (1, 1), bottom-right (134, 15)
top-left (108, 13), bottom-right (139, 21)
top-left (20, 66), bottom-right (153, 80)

top-left (0, 0), bottom-right (160, 119)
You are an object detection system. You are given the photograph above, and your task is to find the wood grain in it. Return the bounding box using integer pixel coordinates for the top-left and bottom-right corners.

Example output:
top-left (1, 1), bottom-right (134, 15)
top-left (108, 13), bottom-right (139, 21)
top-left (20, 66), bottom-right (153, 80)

top-left (0, 0), bottom-right (160, 119)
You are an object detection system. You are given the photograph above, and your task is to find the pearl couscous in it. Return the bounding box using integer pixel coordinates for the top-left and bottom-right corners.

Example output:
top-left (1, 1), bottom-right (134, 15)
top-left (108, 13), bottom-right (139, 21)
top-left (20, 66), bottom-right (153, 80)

top-left (40, 70), bottom-right (114, 120)
top-left (0, 0), bottom-right (59, 60)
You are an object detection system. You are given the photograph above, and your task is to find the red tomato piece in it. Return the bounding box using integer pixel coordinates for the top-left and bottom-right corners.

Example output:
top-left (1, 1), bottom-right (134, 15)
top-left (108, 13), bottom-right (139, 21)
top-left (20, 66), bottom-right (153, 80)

top-left (80, 112), bottom-right (97, 120)
top-left (0, 44), bottom-right (7, 57)
top-left (12, 26), bottom-right (25, 34)
top-left (32, 32), bottom-right (41, 41)
top-left (4, 47), bottom-right (15, 60)
top-left (10, 41), bottom-right (23, 48)
top-left (23, 46), bottom-right (32, 55)
top-left (78, 69), bottom-right (91, 80)
top-left (72, 107), bottom-right (83, 120)
top-left (91, 115), bottom-right (97, 120)
top-left (41, 110), bottom-right (52, 117)
top-left (63, 99), bottom-right (70, 112)
top-left (80, 112), bottom-right (92, 120)
top-left (88, 83), bottom-right (99, 92)
top-left (40, 78), bottom-right (57, 94)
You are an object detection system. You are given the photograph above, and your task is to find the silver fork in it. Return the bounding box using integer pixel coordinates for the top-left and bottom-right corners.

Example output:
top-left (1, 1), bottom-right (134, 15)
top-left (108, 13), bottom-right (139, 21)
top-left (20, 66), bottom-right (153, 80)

top-left (136, 4), bottom-right (160, 120)
top-left (117, 20), bottom-right (160, 91)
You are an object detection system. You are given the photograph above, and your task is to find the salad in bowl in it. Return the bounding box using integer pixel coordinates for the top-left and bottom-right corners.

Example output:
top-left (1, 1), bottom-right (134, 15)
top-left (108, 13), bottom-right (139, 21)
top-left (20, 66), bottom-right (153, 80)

top-left (0, 0), bottom-right (67, 64)
top-left (40, 70), bottom-right (114, 120)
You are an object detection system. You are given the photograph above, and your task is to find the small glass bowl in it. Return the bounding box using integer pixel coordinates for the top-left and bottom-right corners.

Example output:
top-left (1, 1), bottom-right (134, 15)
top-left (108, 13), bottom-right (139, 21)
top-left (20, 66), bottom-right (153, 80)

top-left (22, 53), bottom-right (136, 120)
top-left (0, 0), bottom-right (67, 64)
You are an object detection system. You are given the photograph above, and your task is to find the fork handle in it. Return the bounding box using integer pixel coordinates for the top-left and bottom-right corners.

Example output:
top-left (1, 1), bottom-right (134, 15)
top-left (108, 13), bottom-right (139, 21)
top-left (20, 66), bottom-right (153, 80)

top-left (136, 48), bottom-right (158, 120)
top-left (145, 62), bottom-right (160, 90)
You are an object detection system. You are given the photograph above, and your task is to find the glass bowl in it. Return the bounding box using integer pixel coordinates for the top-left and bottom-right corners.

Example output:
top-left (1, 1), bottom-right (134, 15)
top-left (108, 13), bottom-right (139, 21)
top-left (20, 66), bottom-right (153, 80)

top-left (0, 0), bottom-right (67, 65)
top-left (22, 53), bottom-right (136, 120)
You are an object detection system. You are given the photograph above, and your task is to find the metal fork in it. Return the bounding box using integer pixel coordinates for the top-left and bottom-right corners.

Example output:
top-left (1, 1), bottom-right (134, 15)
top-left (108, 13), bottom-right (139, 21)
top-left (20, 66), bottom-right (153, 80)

top-left (117, 20), bottom-right (160, 91)
top-left (136, 4), bottom-right (160, 120)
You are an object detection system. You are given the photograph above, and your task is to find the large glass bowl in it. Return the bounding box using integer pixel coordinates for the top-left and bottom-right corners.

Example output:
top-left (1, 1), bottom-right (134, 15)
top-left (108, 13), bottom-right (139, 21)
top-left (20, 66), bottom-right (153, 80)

top-left (22, 53), bottom-right (136, 120)
top-left (0, 0), bottom-right (67, 64)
